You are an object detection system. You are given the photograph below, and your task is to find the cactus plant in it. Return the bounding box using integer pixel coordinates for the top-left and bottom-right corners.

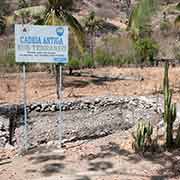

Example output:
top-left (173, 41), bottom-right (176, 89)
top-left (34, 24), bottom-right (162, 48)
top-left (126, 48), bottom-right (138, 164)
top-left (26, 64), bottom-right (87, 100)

top-left (163, 62), bottom-right (176, 148)
top-left (132, 120), bottom-right (153, 152)
top-left (175, 125), bottom-right (180, 147)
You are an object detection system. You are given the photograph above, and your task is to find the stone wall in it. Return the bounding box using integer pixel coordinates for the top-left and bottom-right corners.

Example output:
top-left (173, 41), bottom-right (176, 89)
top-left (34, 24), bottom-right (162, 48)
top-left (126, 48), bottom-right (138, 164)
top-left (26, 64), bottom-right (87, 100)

top-left (0, 96), bottom-right (163, 148)
top-left (28, 96), bottom-right (162, 114)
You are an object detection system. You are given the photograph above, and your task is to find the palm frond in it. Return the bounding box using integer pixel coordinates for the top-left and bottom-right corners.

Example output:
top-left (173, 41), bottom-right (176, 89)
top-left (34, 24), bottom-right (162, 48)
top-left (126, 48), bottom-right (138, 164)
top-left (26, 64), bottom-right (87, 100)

top-left (127, 4), bottom-right (140, 37)
top-left (83, 11), bottom-right (103, 32)
top-left (45, 10), bottom-right (64, 25)
top-left (48, 0), bottom-right (73, 10)
top-left (62, 11), bottom-right (85, 53)
top-left (128, 0), bottom-right (157, 39)
top-left (14, 5), bottom-right (46, 17)
top-left (44, 8), bottom-right (85, 53)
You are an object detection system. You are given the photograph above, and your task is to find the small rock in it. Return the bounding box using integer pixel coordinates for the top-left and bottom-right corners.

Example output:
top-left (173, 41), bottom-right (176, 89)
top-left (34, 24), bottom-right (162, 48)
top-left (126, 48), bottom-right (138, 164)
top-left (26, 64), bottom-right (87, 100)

top-left (90, 105), bottom-right (95, 109)
top-left (50, 105), bottom-right (56, 112)
top-left (47, 140), bottom-right (54, 146)
top-left (84, 99), bottom-right (91, 104)
top-left (0, 121), bottom-right (4, 130)
top-left (30, 104), bottom-right (38, 112)
top-left (0, 137), bottom-right (7, 147)
top-left (35, 106), bottom-right (41, 112)
top-left (5, 143), bottom-right (15, 150)
top-left (41, 104), bottom-right (48, 112)
top-left (0, 131), bottom-right (8, 137)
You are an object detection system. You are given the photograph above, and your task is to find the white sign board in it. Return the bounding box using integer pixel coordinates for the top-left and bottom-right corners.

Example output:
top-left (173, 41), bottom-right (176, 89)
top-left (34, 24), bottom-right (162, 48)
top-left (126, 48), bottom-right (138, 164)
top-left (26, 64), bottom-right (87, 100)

top-left (15, 25), bottom-right (68, 64)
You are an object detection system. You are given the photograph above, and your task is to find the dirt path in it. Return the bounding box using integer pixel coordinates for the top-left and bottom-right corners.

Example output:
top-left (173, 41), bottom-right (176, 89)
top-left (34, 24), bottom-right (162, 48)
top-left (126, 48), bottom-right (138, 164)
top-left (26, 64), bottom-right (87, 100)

top-left (0, 132), bottom-right (180, 180)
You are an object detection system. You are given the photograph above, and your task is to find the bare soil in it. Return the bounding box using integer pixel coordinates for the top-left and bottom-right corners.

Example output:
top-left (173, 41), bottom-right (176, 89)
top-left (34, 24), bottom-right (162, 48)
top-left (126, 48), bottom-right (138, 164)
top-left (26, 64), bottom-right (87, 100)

top-left (0, 66), bottom-right (180, 104)
top-left (0, 132), bottom-right (180, 180)
top-left (1, 66), bottom-right (180, 180)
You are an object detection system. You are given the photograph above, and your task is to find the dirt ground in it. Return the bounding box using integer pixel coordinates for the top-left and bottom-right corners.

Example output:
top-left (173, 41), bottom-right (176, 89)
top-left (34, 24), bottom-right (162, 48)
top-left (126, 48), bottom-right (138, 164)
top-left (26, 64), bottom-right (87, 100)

top-left (1, 66), bottom-right (180, 180)
top-left (0, 132), bottom-right (180, 180)
top-left (0, 66), bottom-right (180, 104)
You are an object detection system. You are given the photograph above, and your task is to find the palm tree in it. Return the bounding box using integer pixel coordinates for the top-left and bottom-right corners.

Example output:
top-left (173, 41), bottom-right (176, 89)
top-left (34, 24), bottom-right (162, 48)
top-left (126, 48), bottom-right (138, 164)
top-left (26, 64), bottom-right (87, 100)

top-left (83, 11), bottom-right (102, 63)
top-left (44, 0), bottom-right (85, 99)
top-left (128, 0), bottom-right (157, 40)
top-left (45, 0), bottom-right (84, 52)
top-left (127, 0), bottom-right (158, 67)
top-left (15, 0), bottom-right (85, 99)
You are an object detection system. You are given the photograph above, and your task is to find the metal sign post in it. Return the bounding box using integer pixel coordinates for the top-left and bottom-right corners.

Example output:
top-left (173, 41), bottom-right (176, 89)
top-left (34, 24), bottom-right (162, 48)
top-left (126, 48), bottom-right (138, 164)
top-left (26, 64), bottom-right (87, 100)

top-left (15, 25), bottom-right (68, 150)
top-left (22, 64), bottom-right (28, 149)
top-left (58, 65), bottom-right (63, 148)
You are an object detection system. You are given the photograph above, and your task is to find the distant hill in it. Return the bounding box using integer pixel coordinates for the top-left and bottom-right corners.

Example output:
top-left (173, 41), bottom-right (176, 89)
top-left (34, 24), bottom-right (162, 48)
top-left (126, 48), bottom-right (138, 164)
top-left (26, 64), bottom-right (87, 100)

top-left (1, 0), bottom-right (180, 60)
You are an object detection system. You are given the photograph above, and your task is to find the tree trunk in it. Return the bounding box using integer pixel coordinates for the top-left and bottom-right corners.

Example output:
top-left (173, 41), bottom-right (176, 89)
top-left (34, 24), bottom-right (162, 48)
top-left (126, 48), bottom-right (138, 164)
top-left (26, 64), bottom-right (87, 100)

top-left (69, 67), bottom-right (73, 76)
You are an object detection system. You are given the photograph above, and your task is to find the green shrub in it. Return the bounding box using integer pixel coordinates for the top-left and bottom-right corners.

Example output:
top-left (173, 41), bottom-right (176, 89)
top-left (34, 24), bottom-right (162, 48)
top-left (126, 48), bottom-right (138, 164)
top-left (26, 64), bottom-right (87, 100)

top-left (68, 58), bottom-right (81, 70)
top-left (135, 38), bottom-right (159, 65)
top-left (95, 49), bottom-right (113, 66)
top-left (113, 56), bottom-right (124, 66)
top-left (132, 120), bottom-right (153, 152)
top-left (176, 3), bottom-right (180, 11)
top-left (82, 54), bottom-right (94, 68)
top-left (66, 58), bottom-right (81, 75)
top-left (96, 33), bottom-right (137, 66)
top-left (139, 24), bottom-right (152, 39)
top-left (95, 47), bottom-right (136, 67)
top-left (113, 54), bottom-right (136, 66)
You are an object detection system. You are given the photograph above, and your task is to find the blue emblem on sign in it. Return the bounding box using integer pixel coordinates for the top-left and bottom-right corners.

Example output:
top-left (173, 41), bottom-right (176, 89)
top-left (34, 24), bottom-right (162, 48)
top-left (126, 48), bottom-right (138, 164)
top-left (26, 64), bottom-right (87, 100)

top-left (56, 27), bottom-right (64, 36)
